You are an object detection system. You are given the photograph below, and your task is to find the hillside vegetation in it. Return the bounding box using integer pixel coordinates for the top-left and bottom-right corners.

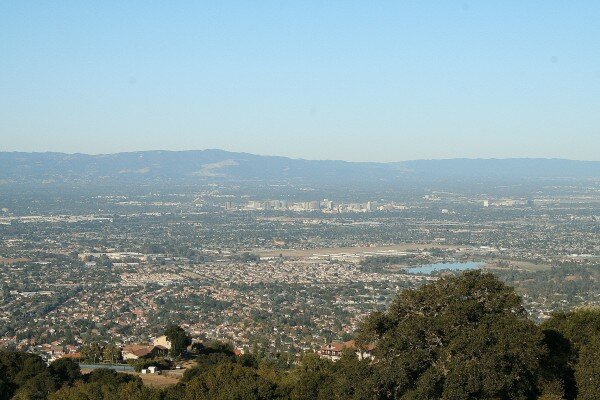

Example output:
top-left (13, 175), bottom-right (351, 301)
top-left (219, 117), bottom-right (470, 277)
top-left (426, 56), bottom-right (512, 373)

top-left (1, 271), bottom-right (599, 400)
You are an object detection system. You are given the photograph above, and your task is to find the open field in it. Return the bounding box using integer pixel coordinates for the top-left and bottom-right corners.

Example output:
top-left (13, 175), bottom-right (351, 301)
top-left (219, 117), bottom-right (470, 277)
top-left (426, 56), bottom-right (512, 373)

top-left (483, 260), bottom-right (553, 272)
top-left (257, 243), bottom-right (464, 259)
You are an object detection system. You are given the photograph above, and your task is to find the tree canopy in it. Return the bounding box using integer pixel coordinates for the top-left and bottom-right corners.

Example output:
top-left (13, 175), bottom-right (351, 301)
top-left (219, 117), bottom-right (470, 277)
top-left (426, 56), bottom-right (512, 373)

top-left (165, 325), bottom-right (192, 358)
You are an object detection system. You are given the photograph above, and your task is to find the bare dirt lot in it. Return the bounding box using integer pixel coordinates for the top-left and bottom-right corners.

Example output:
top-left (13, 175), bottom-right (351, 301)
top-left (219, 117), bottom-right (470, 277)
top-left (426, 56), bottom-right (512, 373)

top-left (135, 372), bottom-right (180, 388)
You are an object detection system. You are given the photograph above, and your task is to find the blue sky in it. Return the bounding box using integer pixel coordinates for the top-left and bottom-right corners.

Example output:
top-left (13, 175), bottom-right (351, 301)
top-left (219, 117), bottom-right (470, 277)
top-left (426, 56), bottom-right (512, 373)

top-left (1, 1), bottom-right (599, 161)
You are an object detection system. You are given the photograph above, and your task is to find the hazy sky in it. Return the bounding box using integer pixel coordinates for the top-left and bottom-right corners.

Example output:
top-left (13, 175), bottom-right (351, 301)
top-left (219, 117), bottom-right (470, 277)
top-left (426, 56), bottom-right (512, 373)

top-left (1, 1), bottom-right (599, 161)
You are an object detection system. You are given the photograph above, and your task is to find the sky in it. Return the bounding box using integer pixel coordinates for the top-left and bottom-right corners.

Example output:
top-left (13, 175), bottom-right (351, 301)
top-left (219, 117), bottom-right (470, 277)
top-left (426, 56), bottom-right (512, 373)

top-left (1, 1), bottom-right (599, 162)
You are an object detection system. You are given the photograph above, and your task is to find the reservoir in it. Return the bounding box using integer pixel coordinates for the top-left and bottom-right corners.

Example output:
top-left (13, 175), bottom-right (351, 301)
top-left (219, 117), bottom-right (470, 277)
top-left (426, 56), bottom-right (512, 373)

top-left (406, 261), bottom-right (482, 275)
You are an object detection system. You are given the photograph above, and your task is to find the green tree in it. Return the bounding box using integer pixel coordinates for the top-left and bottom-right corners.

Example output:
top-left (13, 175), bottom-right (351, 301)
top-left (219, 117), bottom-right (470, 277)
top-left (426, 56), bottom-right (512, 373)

top-left (329, 349), bottom-right (375, 400)
top-left (538, 328), bottom-right (576, 399)
top-left (49, 358), bottom-right (82, 386)
top-left (361, 271), bottom-right (545, 399)
top-left (183, 362), bottom-right (281, 400)
top-left (542, 308), bottom-right (600, 399)
top-left (0, 351), bottom-right (42, 400)
top-left (574, 335), bottom-right (600, 400)
top-left (165, 325), bottom-right (192, 358)
top-left (117, 381), bottom-right (162, 400)
top-left (81, 342), bottom-right (103, 363)
top-left (290, 353), bottom-right (336, 400)
top-left (102, 344), bottom-right (122, 364)
top-left (542, 309), bottom-right (600, 350)
top-left (12, 372), bottom-right (57, 400)
top-left (49, 382), bottom-right (107, 400)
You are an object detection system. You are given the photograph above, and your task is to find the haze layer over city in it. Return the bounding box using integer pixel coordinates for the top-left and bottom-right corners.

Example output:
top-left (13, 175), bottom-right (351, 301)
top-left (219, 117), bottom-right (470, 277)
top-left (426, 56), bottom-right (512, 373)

top-left (1, 2), bottom-right (600, 399)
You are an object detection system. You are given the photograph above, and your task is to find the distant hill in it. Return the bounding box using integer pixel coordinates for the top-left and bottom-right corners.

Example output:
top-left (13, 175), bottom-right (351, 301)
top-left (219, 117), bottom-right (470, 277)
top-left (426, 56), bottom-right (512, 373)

top-left (0, 150), bottom-right (598, 184)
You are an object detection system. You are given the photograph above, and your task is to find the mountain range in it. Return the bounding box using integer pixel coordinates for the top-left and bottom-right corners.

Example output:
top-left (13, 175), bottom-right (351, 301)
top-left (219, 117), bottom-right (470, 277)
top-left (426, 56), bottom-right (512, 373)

top-left (1, 150), bottom-right (598, 184)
